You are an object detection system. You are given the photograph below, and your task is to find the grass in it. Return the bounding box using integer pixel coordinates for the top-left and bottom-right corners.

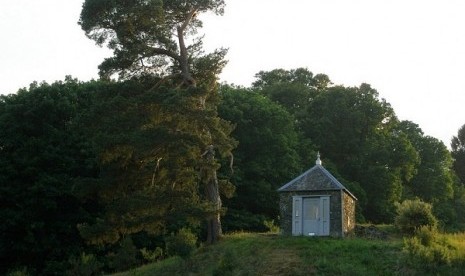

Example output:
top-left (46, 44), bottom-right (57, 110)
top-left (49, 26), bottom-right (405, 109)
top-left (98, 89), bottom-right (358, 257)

top-left (111, 229), bottom-right (465, 276)
top-left (112, 232), bottom-right (405, 276)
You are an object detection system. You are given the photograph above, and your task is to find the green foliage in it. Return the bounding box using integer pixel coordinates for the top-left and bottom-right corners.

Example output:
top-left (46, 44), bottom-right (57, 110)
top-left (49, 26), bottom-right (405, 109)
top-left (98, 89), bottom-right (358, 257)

top-left (212, 249), bottom-right (238, 276)
top-left (0, 79), bottom-right (96, 274)
top-left (403, 236), bottom-right (452, 268)
top-left (297, 83), bottom-right (418, 223)
top-left (79, 0), bottom-right (225, 80)
top-left (7, 267), bottom-right (30, 276)
top-left (165, 228), bottom-right (198, 259)
top-left (218, 85), bottom-right (305, 231)
top-left (263, 220), bottom-right (280, 233)
top-left (67, 253), bottom-right (103, 276)
top-left (395, 199), bottom-right (438, 235)
top-left (140, 247), bottom-right (164, 263)
top-left (107, 237), bottom-right (139, 272)
top-left (415, 225), bottom-right (439, 247)
top-left (451, 123), bottom-right (465, 184)
top-left (398, 121), bottom-right (462, 228)
top-left (252, 68), bottom-right (329, 118)
top-left (402, 226), bottom-right (457, 272)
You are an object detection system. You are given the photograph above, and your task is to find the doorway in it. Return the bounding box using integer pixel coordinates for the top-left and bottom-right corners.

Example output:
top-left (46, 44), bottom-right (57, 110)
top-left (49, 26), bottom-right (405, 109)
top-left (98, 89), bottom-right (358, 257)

top-left (292, 196), bottom-right (330, 236)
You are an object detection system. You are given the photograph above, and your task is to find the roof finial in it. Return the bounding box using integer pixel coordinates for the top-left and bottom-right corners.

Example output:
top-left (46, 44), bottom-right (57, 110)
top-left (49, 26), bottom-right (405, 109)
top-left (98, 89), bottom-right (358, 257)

top-left (316, 151), bottom-right (322, 165)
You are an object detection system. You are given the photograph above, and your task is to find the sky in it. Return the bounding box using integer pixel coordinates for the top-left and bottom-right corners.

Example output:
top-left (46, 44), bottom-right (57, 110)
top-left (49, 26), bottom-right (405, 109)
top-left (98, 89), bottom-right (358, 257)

top-left (0, 0), bottom-right (464, 146)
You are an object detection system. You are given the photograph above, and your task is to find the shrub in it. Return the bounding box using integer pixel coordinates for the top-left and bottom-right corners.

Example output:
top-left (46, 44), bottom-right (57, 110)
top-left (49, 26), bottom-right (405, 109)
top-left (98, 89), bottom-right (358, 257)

top-left (165, 228), bottom-right (197, 259)
top-left (403, 236), bottom-right (452, 269)
top-left (263, 219), bottom-right (280, 233)
top-left (106, 237), bottom-right (139, 272)
top-left (7, 267), bottom-right (30, 276)
top-left (67, 253), bottom-right (103, 276)
top-left (394, 199), bottom-right (438, 235)
top-left (415, 225), bottom-right (439, 247)
top-left (140, 247), bottom-right (164, 263)
top-left (402, 225), bottom-right (455, 272)
top-left (212, 249), bottom-right (238, 276)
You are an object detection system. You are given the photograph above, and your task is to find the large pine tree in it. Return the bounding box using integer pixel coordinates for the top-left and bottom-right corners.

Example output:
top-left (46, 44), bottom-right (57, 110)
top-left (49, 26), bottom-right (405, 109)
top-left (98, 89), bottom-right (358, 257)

top-left (78, 0), bottom-right (235, 244)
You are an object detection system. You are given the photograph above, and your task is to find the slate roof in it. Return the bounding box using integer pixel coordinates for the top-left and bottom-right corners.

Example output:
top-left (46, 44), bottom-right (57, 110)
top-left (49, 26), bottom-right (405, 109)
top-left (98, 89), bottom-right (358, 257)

top-left (278, 164), bottom-right (357, 200)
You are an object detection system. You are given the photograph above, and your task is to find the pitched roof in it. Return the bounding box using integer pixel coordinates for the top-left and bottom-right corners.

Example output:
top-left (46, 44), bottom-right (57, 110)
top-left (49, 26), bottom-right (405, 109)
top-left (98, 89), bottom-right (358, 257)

top-left (277, 164), bottom-right (357, 200)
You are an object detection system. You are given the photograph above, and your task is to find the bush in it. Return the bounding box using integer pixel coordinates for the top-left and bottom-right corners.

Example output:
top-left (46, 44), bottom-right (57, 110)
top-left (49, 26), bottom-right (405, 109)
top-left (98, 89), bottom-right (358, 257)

top-left (402, 225), bottom-right (456, 272)
top-left (394, 199), bottom-right (438, 235)
top-left (415, 225), bottom-right (439, 247)
top-left (7, 267), bottom-right (30, 276)
top-left (403, 236), bottom-right (452, 270)
top-left (165, 228), bottom-right (197, 259)
top-left (263, 219), bottom-right (280, 233)
top-left (106, 237), bottom-right (139, 272)
top-left (212, 249), bottom-right (238, 276)
top-left (140, 247), bottom-right (164, 263)
top-left (67, 253), bottom-right (103, 276)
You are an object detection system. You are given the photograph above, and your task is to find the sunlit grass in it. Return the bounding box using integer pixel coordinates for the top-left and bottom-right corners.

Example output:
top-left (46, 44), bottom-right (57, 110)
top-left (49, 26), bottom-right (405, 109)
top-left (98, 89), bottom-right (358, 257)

top-left (111, 230), bottom-right (465, 276)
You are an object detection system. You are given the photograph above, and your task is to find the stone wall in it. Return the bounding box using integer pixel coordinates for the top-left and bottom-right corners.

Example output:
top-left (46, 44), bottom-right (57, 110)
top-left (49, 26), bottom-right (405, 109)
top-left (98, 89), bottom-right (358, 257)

top-left (342, 191), bottom-right (356, 236)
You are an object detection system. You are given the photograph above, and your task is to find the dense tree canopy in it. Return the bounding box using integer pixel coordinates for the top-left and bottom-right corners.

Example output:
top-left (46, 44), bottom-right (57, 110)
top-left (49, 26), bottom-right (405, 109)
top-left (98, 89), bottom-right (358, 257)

top-left (254, 70), bottom-right (419, 223)
top-left (0, 79), bottom-right (96, 274)
top-left (452, 124), bottom-right (465, 184)
top-left (3, 55), bottom-right (465, 275)
top-left (218, 85), bottom-right (307, 231)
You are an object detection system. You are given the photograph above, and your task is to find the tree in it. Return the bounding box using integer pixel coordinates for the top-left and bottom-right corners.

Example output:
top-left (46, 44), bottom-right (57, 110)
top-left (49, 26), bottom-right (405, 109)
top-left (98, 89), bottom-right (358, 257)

top-left (252, 68), bottom-right (331, 91)
top-left (0, 79), bottom-right (96, 274)
top-left (301, 84), bottom-right (418, 222)
top-left (218, 85), bottom-right (306, 231)
top-left (397, 121), bottom-right (458, 225)
top-left (451, 124), bottom-right (465, 184)
top-left (252, 68), bottom-right (331, 119)
top-left (79, 0), bottom-right (234, 243)
top-left (79, 0), bottom-right (225, 83)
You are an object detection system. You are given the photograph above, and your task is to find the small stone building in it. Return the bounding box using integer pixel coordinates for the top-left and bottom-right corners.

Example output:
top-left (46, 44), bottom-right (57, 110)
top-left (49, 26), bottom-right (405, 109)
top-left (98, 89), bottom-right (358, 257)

top-left (278, 154), bottom-right (357, 237)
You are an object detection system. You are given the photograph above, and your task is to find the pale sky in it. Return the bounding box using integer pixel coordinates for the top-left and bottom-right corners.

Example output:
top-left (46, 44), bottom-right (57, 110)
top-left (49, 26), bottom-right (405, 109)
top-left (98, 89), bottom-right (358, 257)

top-left (1, 0), bottom-right (464, 146)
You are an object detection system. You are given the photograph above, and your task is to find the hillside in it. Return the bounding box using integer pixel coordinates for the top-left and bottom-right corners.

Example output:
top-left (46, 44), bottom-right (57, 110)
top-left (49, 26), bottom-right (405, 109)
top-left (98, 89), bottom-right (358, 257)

top-left (113, 232), bottom-right (403, 276)
top-left (112, 230), bottom-right (465, 276)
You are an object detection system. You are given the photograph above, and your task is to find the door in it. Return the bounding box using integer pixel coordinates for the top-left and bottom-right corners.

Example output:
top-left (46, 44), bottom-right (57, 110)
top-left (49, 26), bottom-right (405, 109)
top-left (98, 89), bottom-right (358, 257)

top-left (292, 196), bottom-right (330, 236)
top-left (303, 198), bottom-right (320, 236)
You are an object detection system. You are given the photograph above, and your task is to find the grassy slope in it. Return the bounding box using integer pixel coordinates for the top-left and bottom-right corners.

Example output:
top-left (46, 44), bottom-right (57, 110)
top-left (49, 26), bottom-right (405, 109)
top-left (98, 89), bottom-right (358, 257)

top-left (114, 232), bottom-right (408, 276)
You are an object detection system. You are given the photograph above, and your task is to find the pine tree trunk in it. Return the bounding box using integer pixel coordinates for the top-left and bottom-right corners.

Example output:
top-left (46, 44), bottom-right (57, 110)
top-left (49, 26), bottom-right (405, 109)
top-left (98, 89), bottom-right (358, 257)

top-left (203, 146), bottom-right (222, 244)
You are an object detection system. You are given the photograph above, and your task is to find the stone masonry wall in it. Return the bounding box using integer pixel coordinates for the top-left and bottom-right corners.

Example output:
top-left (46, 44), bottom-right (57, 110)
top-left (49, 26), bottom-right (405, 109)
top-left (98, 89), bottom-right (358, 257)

top-left (342, 191), bottom-right (356, 236)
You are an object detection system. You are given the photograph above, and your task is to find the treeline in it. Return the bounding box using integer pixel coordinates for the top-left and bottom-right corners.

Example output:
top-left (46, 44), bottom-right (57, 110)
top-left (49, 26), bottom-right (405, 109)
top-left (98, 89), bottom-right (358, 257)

top-left (220, 68), bottom-right (465, 229)
top-left (1, 70), bottom-right (464, 274)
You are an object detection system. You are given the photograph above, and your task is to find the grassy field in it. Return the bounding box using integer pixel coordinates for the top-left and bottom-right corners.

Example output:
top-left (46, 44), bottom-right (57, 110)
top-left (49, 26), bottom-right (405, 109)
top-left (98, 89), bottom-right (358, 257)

top-left (112, 230), bottom-right (465, 276)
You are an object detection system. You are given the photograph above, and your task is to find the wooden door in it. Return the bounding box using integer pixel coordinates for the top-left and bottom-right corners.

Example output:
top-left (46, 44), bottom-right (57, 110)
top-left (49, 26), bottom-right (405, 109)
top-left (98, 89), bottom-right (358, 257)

top-left (303, 198), bottom-right (320, 236)
top-left (292, 196), bottom-right (330, 236)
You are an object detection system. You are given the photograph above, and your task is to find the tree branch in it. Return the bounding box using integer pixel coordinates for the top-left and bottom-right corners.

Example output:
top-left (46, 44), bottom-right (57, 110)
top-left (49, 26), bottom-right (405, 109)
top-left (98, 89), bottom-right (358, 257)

top-left (147, 47), bottom-right (181, 62)
top-left (176, 8), bottom-right (199, 85)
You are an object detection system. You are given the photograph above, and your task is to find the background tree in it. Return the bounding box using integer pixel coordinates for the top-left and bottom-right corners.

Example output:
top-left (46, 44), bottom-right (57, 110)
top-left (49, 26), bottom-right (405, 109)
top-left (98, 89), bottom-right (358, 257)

top-left (0, 79), bottom-right (96, 274)
top-left (218, 85), bottom-right (307, 231)
top-left (451, 124), bottom-right (465, 185)
top-left (252, 68), bottom-right (331, 120)
top-left (79, 0), bottom-right (233, 243)
top-left (398, 121), bottom-right (460, 226)
top-left (300, 83), bottom-right (418, 222)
